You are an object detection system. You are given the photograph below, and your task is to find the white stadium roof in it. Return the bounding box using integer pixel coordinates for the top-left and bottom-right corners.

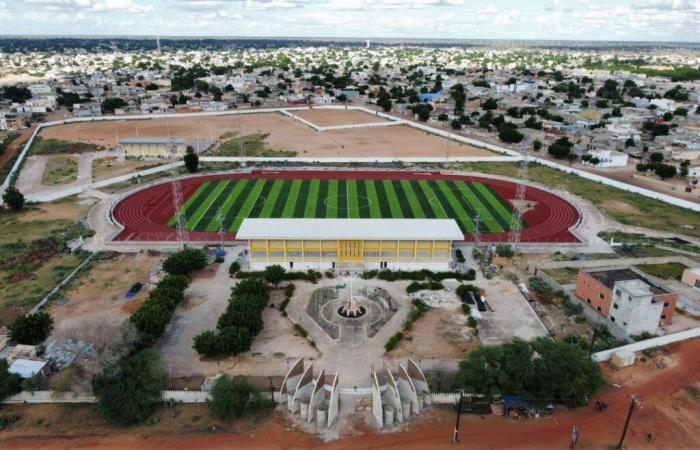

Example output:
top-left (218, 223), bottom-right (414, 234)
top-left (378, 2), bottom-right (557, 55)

top-left (237, 218), bottom-right (463, 241)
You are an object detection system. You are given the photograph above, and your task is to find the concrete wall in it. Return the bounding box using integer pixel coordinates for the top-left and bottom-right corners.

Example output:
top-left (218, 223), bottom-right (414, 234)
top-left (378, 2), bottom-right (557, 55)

top-left (5, 104), bottom-right (700, 214)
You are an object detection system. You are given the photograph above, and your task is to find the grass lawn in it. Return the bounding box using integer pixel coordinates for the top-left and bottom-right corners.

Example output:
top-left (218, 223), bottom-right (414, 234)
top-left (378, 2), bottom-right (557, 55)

top-left (211, 132), bottom-right (296, 157)
top-left (544, 267), bottom-right (581, 284)
top-left (0, 202), bottom-right (93, 325)
top-left (170, 177), bottom-right (523, 234)
top-left (0, 132), bottom-right (20, 156)
top-left (635, 262), bottom-right (688, 281)
top-left (454, 161), bottom-right (700, 239)
top-left (32, 137), bottom-right (104, 155)
top-left (41, 155), bottom-right (78, 185)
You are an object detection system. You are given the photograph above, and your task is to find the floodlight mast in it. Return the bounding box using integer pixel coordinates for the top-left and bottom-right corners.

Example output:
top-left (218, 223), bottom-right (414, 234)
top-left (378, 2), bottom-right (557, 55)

top-left (171, 169), bottom-right (188, 247)
top-left (508, 150), bottom-right (529, 251)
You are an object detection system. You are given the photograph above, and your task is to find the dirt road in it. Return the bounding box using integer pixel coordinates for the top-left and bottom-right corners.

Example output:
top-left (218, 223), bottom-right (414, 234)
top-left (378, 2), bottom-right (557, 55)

top-left (3, 338), bottom-right (698, 449)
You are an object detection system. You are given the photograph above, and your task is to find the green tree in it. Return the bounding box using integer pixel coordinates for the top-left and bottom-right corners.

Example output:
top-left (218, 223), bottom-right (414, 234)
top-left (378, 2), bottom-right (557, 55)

top-left (649, 152), bottom-right (664, 163)
top-left (162, 248), bottom-right (207, 276)
top-left (498, 123), bottom-right (524, 144)
top-left (547, 137), bottom-right (573, 159)
top-left (533, 139), bottom-right (542, 151)
top-left (209, 375), bottom-right (268, 422)
top-left (2, 186), bottom-right (24, 211)
top-left (0, 359), bottom-right (22, 402)
top-left (625, 137), bottom-right (635, 148)
top-left (101, 97), bottom-right (127, 113)
top-left (218, 296), bottom-right (265, 336)
top-left (9, 312), bottom-right (53, 345)
top-left (94, 349), bottom-right (168, 426)
top-left (183, 146), bottom-right (199, 173)
top-left (654, 164), bottom-right (677, 180)
top-left (481, 98), bottom-right (498, 110)
top-left (263, 264), bottom-right (286, 287)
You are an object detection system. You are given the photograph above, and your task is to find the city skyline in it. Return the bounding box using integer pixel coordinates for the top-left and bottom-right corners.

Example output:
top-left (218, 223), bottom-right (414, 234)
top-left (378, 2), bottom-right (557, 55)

top-left (0, 0), bottom-right (698, 42)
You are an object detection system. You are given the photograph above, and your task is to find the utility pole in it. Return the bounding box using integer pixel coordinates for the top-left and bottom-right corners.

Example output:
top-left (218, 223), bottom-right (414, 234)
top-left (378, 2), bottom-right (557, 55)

top-left (589, 327), bottom-right (598, 356)
top-left (453, 390), bottom-right (464, 444)
top-left (617, 396), bottom-right (638, 449)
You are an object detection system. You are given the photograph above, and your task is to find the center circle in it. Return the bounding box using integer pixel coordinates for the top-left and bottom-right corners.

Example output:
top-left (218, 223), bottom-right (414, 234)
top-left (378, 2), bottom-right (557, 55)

top-left (323, 195), bottom-right (372, 210)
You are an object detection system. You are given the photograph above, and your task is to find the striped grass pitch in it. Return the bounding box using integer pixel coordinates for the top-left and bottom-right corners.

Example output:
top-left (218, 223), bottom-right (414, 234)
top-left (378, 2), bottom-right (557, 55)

top-left (171, 178), bottom-right (526, 234)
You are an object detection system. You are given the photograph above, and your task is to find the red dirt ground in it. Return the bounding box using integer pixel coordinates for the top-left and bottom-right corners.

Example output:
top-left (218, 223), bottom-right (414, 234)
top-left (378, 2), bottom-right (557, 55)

top-left (4, 338), bottom-right (698, 450)
top-left (111, 169), bottom-right (580, 243)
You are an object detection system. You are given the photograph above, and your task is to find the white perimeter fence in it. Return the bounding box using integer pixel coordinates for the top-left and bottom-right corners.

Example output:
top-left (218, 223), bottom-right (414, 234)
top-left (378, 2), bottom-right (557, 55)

top-left (2, 105), bottom-right (699, 212)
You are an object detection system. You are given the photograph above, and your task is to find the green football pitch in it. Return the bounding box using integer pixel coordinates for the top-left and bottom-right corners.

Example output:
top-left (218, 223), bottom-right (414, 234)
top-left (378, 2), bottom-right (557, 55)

top-left (168, 178), bottom-right (523, 234)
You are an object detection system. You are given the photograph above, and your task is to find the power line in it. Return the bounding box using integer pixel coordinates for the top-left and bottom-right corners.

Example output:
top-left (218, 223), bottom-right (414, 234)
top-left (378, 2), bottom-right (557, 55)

top-left (508, 149), bottom-right (529, 251)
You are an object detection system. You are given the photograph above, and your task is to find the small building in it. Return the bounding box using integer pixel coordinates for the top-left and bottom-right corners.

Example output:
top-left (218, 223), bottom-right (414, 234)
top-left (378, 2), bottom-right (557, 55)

top-left (73, 102), bottom-right (102, 117)
top-left (681, 267), bottom-right (700, 289)
top-left (119, 137), bottom-right (188, 159)
top-left (237, 218), bottom-right (462, 271)
top-left (587, 149), bottom-right (629, 168)
top-left (575, 267), bottom-right (677, 336)
top-left (8, 358), bottom-right (49, 379)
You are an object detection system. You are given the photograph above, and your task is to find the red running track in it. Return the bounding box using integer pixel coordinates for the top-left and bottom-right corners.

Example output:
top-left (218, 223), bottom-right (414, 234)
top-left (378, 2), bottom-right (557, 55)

top-left (111, 170), bottom-right (581, 243)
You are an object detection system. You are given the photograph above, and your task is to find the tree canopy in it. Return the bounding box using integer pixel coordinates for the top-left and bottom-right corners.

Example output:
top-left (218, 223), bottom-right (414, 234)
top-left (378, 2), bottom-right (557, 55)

top-left (2, 186), bottom-right (25, 211)
top-left (162, 248), bottom-right (207, 276)
top-left (9, 312), bottom-right (53, 345)
top-left (94, 349), bottom-right (168, 426)
top-left (455, 338), bottom-right (604, 408)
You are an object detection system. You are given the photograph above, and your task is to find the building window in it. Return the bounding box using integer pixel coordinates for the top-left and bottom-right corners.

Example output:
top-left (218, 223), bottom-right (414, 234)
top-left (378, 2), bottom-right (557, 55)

top-left (613, 303), bottom-right (618, 309)
top-left (695, 279), bottom-right (700, 288)
top-left (663, 302), bottom-right (670, 307)
top-left (610, 316), bottom-right (615, 322)
top-left (586, 298), bottom-right (591, 304)
top-left (599, 293), bottom-right (605, 300)
top-left (615, 289), bottom-right (621, 297)
top-left (596, 306), bottom-right (602, 312)
top-left (661, 315), bottom-right (666, 320)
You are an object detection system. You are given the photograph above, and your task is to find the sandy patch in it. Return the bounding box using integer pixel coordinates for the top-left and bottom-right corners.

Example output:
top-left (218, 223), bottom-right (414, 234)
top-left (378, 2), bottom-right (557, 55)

top-left (292, 108), bottom-right (388, 127)
top-left (40, 112), bottom-right (494, 158)
top-left (49, 252), bottom-right (163, 324)
top-left (388, 307), bottom-right (478, 359)
top-left (92, 156), bottom-right (168, 181)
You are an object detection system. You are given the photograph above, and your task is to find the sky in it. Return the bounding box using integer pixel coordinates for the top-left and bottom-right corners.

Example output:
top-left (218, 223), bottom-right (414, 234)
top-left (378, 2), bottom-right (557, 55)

top-left (0, 0), bottom-right (698, 42)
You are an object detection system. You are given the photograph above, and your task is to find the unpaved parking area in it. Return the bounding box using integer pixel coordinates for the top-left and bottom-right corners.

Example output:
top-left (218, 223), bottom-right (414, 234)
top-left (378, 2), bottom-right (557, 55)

top-left (40, 112), bottom-right (494, 158)
top-left (293, 108), bottom-right (389, 127)
top-left (49, 252), bottom-right (163, 325)
top-left (476, 276), bottom-right (550, 346)
top-left (158, 249), bottom-right (318, 378)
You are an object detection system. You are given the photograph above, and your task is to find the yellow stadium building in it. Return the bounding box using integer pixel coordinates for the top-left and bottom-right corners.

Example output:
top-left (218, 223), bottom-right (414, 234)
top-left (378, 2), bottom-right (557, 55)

top-left (236, 218), bottom-right (462, 271)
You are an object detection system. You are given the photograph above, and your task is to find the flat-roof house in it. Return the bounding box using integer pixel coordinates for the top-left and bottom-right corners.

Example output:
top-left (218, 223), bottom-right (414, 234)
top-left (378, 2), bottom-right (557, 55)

top-left (575, 267), bottom-right (677, 336)
top-left (237, 218), bottom-right (462, 271)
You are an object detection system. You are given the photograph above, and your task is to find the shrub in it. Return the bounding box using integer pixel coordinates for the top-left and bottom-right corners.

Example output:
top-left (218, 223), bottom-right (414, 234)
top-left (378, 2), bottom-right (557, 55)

top-left (130, 275), bottom-right (190, 344)
top-left (94, 349), bottom-right (168, 426)
top-left (384, 332), bottom-right (403, 352)
top-left (263, 264), bottom-right (286, 286)
top-left (2, 186), bottom-right (24, 211)
top-left (228, 261), bottom-right (241, 276)
top-left (8, 312), bottom-right (54, 345)
top-left (162, 248), bottom-right (207, 276)
top-left (456, 284), bottom-right (479, 301)
top-left (293, 324), bottom-right (308, 338)
top-left (209, 375), bottom-right (269, 422)
top-left (467, 316), bottom-right (478, 328)
top-left (406, 280), bottom-right (444, 294)
top-left (193, 327), bottom-right (252, 358)
top-left (461, 304), bottom-right (471, 315)
top-left (284, 283), bottom-right (295, 298)
top-left (495, 244), bottom-right (514, 258)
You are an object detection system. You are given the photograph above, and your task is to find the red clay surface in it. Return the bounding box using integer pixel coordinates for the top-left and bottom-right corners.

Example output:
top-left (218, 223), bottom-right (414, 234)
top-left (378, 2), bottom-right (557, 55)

top-left (112, 170), bottom-right (580, 243)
